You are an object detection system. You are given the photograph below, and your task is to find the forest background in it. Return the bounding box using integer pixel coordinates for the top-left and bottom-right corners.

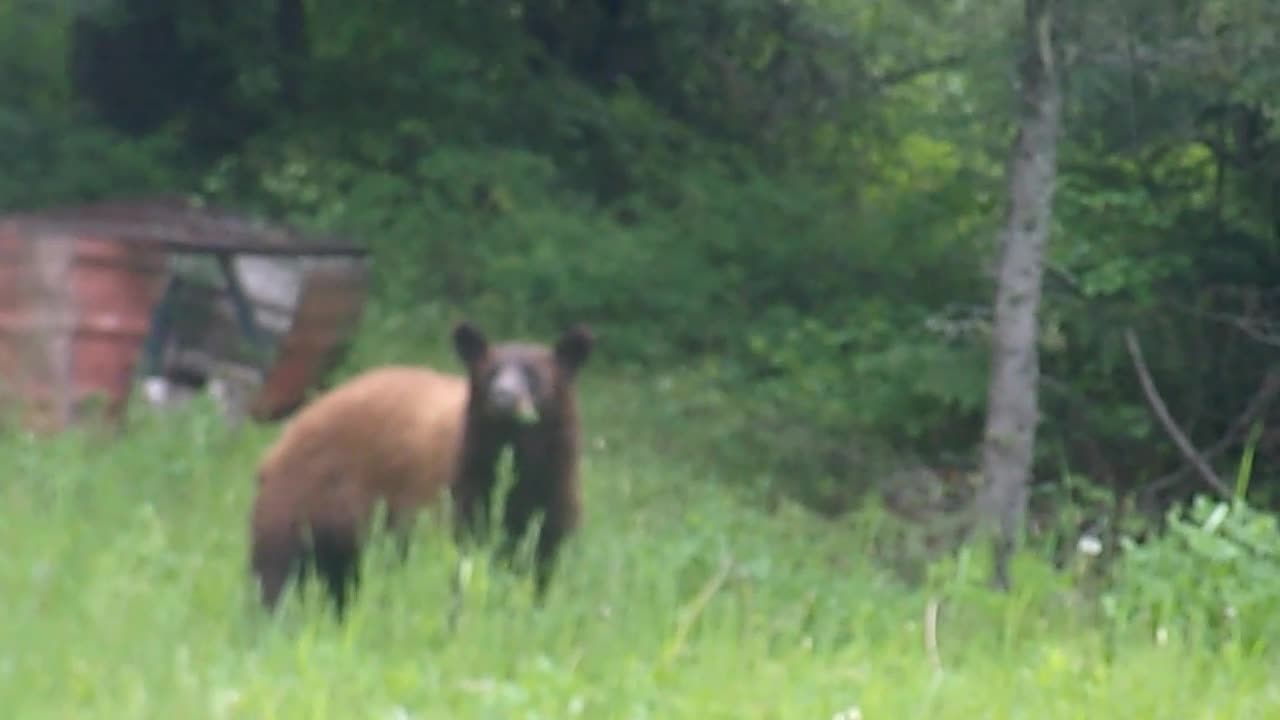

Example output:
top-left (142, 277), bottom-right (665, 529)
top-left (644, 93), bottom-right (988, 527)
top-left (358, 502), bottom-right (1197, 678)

top-left (1, 1), bottom-right (1278, 716)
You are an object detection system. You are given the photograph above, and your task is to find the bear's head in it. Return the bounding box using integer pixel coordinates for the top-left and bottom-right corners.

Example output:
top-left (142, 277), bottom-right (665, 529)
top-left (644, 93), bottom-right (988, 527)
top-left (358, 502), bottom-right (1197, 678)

top-left (453, 321), bottom-right (594, 426)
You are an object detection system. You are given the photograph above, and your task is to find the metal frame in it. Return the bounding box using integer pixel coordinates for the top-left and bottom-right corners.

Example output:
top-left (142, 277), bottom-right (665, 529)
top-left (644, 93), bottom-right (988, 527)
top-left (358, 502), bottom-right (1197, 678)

top-left (140, 250), bottom-right (268, 378)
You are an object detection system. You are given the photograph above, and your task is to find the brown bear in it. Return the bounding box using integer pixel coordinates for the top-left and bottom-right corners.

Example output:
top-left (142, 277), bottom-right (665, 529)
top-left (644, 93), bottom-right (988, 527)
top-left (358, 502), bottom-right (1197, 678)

top-left (248, 320), bottom-right (594, 616)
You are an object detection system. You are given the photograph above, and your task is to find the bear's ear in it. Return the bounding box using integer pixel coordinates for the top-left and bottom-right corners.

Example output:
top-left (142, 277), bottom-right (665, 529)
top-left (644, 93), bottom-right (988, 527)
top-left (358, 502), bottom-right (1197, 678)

top-left (453, 321), bottom-right (489, 366)
top-left (554, 324), bottom-right (594, 373)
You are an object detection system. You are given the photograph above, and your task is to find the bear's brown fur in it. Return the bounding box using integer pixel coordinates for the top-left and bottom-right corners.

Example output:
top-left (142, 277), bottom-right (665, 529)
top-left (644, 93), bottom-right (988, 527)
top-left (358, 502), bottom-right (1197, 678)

top-left (248, 321), bottom-right (594, 615)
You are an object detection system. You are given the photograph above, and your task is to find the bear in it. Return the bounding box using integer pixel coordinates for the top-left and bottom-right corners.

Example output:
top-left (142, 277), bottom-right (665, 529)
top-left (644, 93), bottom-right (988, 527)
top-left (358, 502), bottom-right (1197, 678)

top-left (248, 320), bottom-right (595, 616)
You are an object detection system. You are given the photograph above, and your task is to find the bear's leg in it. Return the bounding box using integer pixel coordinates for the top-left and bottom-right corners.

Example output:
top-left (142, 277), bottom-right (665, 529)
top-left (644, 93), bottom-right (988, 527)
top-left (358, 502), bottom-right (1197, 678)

top-left (311, 528), bottom-right (360, 618)
top-left (497, 490), bottom-right (565, 598)
top-left (453, 474), bottom-right (498, 550)
top-left (531, 521), bottom-right (566, 600)
top-left (251, 523), bottom-right (303, 612)
top-left (497, 486), bottom-right (537, 567)
top-left (384, 508), bottom-right (415, 565)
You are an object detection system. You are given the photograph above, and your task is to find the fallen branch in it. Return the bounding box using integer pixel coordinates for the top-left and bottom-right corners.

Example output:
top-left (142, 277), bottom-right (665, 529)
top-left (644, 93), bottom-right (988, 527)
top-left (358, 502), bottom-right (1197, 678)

top-left (1142, 367), bottom-right (1280, 501)
top-left (1124, 328), bottom-right (1230, 499)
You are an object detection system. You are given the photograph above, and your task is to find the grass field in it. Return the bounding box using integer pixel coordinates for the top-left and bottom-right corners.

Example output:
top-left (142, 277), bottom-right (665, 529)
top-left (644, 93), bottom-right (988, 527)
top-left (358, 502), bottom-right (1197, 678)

top-left (2, 353), bottom-right (1278, 719)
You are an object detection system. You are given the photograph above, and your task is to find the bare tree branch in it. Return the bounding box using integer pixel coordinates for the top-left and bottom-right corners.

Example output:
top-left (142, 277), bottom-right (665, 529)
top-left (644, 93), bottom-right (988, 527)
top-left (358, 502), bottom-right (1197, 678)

top-left (1123, 328), bottom-right (1231, 499)
top-left (1142, 366), bottom-right (1280, 500)
top-left (1159, 296), bottom-right (1280, 349)
top-left (871, 53), bottom-right (968, 90)
top-left (1224, 317), bottom-right (1280, 348)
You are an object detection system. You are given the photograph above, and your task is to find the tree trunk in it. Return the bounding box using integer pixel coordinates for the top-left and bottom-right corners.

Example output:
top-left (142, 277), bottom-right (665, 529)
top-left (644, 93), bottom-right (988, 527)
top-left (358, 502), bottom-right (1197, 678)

top-left (978, 0), bottom-right (1062, 590)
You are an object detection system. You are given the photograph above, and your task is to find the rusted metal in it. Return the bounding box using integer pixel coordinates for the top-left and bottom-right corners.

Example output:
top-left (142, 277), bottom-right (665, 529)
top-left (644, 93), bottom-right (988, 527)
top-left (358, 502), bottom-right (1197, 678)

top-left (248, 257), bottom-right (369, 420)
top-left (151, 253), bottom-right (369, 422)
top-left (0, 196), bottom-right (370, 433)
top-left (0, 227), bottom-right (171, 432)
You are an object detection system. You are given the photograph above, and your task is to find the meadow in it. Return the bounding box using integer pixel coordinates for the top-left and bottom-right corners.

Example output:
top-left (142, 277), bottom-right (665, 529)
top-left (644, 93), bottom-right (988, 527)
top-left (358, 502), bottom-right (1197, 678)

top-left (1, 323), bottom-right (1277, 719)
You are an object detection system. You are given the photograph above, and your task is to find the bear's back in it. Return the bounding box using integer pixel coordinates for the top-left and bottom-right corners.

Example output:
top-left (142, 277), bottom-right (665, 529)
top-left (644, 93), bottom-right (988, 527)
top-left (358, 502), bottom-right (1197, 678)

top-left (257, 365), bottom-right (471, 526)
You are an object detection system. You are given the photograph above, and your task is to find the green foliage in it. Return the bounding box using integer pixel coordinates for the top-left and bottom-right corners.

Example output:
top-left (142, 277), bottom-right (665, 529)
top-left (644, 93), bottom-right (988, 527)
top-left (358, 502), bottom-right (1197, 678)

top-left (1103, 428), bottom-right (1280, 652)
top-left (0, 1), bottom-right (72, 111)
top-left (1105, 496), bottom-right (1280, 653)
top-left (0, 113), bottom-right (184, 210)
top-left (0, 1), bottom-right (184, 208)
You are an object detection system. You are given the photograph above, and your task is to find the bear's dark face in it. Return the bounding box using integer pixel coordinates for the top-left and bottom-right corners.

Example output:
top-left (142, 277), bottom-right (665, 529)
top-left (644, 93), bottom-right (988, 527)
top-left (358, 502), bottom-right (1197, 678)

top-left (453, 322), bottom-right (594, 426)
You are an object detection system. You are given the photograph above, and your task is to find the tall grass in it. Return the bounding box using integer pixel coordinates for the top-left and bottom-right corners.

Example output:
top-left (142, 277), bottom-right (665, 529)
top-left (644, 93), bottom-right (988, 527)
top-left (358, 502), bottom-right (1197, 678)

top-left (1, 342), bottom-right (1277, 718)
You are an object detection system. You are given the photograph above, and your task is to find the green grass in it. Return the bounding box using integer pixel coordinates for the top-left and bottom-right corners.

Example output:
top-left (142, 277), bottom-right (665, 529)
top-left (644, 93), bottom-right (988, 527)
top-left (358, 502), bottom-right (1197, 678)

top-left (1, 370), bottom-right (1277, 719)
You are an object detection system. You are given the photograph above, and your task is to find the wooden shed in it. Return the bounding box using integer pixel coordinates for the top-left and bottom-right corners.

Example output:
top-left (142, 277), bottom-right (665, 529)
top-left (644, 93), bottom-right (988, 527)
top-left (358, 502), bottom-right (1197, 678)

top-left (0, 197), bottom-right (369, 433)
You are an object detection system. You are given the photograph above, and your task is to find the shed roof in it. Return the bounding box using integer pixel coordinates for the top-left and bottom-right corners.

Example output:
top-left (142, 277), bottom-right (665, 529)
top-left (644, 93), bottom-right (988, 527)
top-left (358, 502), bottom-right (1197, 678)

top-left (0, 196), bottom-right (367, 257)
